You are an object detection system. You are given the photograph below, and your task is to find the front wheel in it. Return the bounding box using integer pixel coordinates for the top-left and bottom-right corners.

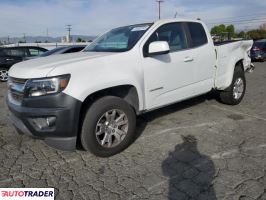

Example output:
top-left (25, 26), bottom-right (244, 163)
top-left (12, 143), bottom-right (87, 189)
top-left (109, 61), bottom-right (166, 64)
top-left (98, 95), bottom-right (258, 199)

top-left (80, 96), bottom-right (136, 157)
top-left (0, 68), bottom-right (8, 82)
top-left (219, 65), bottom-right (246, 105)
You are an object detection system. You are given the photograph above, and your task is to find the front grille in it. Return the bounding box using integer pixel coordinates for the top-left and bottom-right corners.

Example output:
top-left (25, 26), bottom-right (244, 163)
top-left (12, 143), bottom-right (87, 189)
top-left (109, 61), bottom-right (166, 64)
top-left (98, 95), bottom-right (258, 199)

top-left (8, 77), bottom-right (28, 105)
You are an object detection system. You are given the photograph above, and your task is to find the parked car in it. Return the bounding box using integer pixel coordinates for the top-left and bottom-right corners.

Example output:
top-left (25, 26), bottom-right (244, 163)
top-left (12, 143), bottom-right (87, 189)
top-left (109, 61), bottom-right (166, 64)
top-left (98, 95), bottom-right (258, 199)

top-left (7, 19), bottom-right (253, 157)
top-left (26, 45), bottom-right (86, 60)
top-left (251, 39), bottom-right (266, 62)
top-left (0, 46), bottom-right (47, 81)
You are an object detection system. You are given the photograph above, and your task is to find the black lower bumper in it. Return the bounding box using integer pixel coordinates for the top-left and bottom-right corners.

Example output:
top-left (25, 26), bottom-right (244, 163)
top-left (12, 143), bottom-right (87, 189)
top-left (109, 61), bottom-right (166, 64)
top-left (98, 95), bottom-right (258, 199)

top-left (7, 92), bottom-right (82, 151)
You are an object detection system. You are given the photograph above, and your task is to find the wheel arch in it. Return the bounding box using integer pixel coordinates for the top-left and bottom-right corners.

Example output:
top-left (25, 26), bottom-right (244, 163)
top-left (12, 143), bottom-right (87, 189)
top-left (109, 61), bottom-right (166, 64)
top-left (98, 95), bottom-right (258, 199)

top-left (81, 84), bottom-right (140, 115)
top-left (216, 58), bottom-right (244, 90)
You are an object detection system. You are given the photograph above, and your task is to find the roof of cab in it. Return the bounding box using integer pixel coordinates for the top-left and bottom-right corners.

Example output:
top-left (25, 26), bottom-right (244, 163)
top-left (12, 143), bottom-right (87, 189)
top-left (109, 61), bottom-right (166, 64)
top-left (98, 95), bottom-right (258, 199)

top-left (153, 18), bottom-right (203, 25)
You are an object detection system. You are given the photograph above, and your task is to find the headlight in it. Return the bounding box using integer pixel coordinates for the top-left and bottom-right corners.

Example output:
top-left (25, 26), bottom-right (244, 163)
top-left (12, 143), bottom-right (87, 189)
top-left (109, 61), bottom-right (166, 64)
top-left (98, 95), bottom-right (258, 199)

top-left (25, 74), bottom-right (70, 97)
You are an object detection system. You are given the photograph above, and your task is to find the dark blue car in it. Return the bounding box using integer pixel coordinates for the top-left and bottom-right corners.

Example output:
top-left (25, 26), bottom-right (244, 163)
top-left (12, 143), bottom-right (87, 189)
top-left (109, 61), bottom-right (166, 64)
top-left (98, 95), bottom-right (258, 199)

top-left (251, 39), bottom-right (266, 62)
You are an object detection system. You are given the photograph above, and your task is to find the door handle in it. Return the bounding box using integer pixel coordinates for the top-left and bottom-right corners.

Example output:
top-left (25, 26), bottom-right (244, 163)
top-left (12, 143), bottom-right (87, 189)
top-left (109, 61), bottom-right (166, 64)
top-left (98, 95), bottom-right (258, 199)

top-left (184, 57), bottom-right (194, 62)
top-left (6, 58), bottom-right (14, 61)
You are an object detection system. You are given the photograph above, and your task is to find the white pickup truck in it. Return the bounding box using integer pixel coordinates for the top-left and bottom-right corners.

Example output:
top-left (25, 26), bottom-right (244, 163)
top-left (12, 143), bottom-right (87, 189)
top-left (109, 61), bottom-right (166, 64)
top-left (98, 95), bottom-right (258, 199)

top-left (7, 19), bottom-right (253, 157)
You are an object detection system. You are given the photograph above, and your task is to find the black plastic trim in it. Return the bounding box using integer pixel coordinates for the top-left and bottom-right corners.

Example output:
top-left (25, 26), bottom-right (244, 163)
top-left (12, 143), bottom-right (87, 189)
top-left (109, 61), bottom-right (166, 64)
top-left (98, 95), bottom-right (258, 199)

top-left (7, 92), bottom-right (82, 150)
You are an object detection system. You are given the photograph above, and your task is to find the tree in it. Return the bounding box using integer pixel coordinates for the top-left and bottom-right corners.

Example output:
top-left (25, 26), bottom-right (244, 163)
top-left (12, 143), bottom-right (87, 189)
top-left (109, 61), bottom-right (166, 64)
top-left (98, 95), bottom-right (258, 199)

top-left (236, 31), bottom-right (245, 38)
top-left (247, 29), bottom-right (266, 40)
top-left (226, 25), bottom-right (235, 37)
top-left (211, 24), bottom-right (235, 37)
top-left (211, 24), bottom-right (226, 35)
top-left (76, 37), bottom-right (85, 42)
top-left (259, 23), bottom-right (266, 31)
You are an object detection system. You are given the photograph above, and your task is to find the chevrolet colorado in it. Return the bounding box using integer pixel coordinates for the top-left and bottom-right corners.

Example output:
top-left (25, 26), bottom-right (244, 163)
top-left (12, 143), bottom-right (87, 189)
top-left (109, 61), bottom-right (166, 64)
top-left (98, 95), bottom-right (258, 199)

top-left (7, 19), bottom-right (254, 157)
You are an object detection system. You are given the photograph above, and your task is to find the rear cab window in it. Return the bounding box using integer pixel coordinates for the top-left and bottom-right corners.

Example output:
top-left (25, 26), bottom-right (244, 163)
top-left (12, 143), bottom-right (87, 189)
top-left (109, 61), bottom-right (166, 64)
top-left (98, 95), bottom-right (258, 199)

top-left (185, 22), bottom-right (208, 48)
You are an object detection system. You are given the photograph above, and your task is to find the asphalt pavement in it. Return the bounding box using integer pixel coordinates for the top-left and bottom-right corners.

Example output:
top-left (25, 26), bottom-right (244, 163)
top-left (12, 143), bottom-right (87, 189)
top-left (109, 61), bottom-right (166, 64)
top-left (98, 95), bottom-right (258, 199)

top-left (0, 62), bottom-right (266, 200)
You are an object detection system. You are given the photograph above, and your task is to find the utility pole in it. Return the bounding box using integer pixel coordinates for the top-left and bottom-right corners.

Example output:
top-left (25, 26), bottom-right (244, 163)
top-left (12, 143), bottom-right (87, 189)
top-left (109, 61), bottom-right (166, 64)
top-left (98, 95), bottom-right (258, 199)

top-left (66, 25), bottom-right (72, 43)
top-left (23, 33), bottom-right (26, 43)
top-left (174, 11), bottom-right (178, 18)
top-left (7, 36), bottom-right (10, 44)
top-left (156, 0), bottom-right (164, 20)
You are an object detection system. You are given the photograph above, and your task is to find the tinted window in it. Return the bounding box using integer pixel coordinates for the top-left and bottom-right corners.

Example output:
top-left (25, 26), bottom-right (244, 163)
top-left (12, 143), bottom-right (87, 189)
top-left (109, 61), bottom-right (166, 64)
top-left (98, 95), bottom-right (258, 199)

top-left (3, 48), bottom-right (26, 57)
top-left (64, 47), bottom-right (85, 53)
top-left (40, 47), bottom-right (66, 57)
top-left (29, 48), bottom-right (41, 56)
top-left (144, 23), bottom-right (188, 54)
top-left (253, 42), bottom-right (265, 49)
top-left (0, 49), bottom-right (5, 56)
top-left (187, 22), bottom-right (208, 48)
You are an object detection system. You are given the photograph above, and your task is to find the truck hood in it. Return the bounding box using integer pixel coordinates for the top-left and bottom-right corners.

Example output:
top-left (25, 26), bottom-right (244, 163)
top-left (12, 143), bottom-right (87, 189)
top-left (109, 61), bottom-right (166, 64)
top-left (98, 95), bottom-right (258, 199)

top-left (8, 52), bottom-right (115, 79)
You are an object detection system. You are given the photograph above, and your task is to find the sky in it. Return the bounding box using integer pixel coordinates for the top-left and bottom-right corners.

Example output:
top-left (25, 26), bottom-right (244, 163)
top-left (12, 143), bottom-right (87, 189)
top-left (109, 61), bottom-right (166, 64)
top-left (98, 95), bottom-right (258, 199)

top-left (0, 0), bottom-right (265, 37)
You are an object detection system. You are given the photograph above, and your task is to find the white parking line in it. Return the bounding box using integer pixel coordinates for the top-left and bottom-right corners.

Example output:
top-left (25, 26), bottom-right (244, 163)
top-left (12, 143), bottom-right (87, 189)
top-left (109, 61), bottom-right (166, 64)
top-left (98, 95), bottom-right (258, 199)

top-left (140, 122), bottom-right (219, 140)
top-left (211, 105), bottom-right (266, 121)
top-left (211, 143), bottom-right (266, 159)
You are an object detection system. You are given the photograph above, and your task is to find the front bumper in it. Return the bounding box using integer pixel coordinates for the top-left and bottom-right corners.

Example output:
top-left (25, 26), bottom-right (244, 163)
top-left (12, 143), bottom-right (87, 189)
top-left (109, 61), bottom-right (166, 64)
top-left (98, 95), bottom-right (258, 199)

top-left (7, 92), bottom-right (82, 151)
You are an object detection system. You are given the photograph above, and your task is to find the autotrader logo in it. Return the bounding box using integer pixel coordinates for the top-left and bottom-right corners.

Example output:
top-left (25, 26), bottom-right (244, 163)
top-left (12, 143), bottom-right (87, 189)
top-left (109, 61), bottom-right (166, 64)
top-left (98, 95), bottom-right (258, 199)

top-left (0, 188), bottom-right (54, 200)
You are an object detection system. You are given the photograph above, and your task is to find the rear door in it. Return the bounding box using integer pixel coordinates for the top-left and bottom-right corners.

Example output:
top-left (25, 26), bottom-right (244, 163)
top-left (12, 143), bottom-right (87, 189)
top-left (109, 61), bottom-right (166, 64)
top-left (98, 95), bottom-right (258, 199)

top-left (184, 22), bottom-right (216, 93)
top-left (1, 48), bottom-right (24, 68)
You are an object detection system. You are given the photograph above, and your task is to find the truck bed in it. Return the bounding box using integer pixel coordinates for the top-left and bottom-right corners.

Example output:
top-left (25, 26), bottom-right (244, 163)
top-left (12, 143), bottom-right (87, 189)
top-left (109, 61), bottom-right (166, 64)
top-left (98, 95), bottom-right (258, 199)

top-left (214, 40), bottom-right (242, 46)
top-left (214, 40), bottom-right (253, 89)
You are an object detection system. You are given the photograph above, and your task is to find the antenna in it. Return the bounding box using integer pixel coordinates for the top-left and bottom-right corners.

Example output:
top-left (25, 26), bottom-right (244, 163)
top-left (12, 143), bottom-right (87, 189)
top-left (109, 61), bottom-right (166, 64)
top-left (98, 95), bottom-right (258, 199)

top-left (156, 0), bottom-right (164, 20)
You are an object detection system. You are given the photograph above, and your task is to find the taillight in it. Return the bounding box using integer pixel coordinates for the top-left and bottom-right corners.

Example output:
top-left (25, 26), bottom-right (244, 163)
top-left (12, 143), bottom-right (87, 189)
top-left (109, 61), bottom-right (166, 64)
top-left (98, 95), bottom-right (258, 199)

top-left (253, 47), bottom-right (261, 51)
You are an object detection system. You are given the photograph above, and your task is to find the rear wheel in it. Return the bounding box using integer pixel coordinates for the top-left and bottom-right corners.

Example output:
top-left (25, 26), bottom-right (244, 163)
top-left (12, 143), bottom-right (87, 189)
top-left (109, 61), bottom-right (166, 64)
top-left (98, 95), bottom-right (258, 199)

top-left (80, 96), bottom-right (136, 157)
top-left (219, 65), bottom-right (246, 105)
top-left (0, 68), bottom-right (8, 82)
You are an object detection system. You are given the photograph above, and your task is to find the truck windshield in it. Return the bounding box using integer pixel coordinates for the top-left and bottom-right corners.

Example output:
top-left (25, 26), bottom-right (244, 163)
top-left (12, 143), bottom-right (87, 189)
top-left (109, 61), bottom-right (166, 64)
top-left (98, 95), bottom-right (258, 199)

top-left (84, 23), bottom-right (152, 52)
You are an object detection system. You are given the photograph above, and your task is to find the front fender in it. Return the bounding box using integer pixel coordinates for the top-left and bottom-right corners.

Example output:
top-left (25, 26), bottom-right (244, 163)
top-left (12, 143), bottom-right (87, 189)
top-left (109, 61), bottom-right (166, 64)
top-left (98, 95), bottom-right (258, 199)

top-left (63, 74), bottom-right (145, 111)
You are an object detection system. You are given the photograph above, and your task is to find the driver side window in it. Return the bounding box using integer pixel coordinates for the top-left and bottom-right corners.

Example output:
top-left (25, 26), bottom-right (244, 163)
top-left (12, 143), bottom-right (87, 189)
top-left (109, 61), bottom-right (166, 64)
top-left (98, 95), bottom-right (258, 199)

top-left (143, 23), bottom-right (188, 56)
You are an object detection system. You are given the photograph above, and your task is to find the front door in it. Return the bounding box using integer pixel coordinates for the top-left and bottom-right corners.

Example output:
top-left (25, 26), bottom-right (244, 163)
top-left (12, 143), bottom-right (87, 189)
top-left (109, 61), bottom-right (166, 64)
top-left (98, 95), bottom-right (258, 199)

top-left (141, 22), bottom-right (197, 109)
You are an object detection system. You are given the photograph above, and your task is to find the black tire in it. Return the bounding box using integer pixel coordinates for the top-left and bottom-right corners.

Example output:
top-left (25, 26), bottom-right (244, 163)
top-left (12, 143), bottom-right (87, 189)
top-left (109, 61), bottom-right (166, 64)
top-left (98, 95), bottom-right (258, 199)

top-left (80, 96), bottom-right (136, 157)
top-left (0, 68), bottom-right (8, 82)
top-left (219, 65), bottom-right (246, 105)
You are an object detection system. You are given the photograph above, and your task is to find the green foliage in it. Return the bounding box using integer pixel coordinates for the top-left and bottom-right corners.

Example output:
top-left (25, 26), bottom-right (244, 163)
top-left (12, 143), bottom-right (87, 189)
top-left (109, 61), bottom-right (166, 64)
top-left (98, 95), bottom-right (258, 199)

top-left (212, 23), bottom-right (266, 40)
top-left (211, 24), bottom-right (235, 37)
top-left (247, 29), bottom-right (266, 40)
top-left (226, 25), bottom-right (235, 35)
top-left (236, 31), bottom-right (245, 38)
top-left (211, 24), bottom-right (226, 35)
top-left (76, 37), bottom-right (85, 42)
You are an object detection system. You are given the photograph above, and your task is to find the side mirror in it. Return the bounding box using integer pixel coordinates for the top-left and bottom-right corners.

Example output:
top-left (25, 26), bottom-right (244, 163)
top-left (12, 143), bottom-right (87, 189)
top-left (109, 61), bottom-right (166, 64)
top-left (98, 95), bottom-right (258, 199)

top-left (148, 41), bottom-right (170, 56)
